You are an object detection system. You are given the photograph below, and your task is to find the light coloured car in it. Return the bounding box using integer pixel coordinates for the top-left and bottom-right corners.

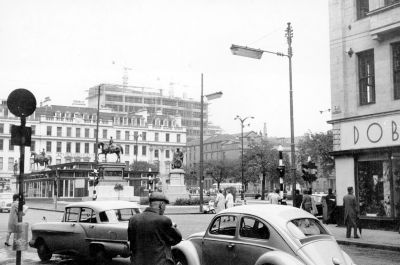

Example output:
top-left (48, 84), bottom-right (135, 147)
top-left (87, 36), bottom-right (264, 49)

top-left (172, 204), bottom-right (356, 265)
top-left (0, 192), bottom-right (13, 213)
top-left (29, 200), bottom-right (140, 264)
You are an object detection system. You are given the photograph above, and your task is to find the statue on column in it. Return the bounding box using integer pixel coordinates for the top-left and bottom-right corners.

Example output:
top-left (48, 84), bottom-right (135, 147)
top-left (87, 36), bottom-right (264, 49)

top-left (172, 148), bottom-right (184, 169)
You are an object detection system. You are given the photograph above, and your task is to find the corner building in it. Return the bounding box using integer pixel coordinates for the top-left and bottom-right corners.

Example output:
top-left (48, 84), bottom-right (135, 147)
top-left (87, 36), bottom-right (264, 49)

top-left (329, 0), bottom-right (400, 228)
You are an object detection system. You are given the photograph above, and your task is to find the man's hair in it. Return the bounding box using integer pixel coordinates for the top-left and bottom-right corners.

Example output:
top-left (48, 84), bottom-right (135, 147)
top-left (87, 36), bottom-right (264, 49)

top-left (347, 186), bottom-right (353, 192)
top-left (275, 188), bottom-right (280, 193)
top-left (13, 194), bottom-right (19, 201)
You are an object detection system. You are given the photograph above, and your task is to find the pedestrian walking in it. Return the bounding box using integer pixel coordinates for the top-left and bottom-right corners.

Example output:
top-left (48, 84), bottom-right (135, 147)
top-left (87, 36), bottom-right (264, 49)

top-left (4, 194), bottom-right (19, 246)
top-left (225, 190), bottom-right (234, 208)
top-left (214, 189), bottom-right (226, 213)
top-left (293, 189), bottom-right (303, 208)
top-left (324, 188), bottom-right (336, 224)
top-left (301, 189), bottom-right (313, 213)
top-left (343, 186), bottom-right (360, 239)
top-left (128, 192), bottom-right (182, 265)
top-left (267, 188), bottom-right (281, 204)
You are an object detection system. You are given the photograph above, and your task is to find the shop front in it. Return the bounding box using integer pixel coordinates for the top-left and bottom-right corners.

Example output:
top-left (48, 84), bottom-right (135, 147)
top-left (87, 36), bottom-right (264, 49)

top-left (332, 113), bottom-right (400, 230)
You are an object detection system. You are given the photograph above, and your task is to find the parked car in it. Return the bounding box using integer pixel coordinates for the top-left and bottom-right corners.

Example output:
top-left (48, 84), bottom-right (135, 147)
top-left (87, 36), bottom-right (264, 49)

top-left (172, 204), bottom-right (355, 265)
top-left (311, 193), bottom-right (328, 217)
top-left (29, 200), bottom-right (140, 264)
top-left (0, 192), bottom-right (13, 213)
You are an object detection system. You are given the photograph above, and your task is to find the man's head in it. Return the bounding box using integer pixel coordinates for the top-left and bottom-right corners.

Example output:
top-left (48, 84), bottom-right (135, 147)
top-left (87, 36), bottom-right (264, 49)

top-left (275, 188), bottom-right (280, 194)
top-left (13, 194), bottom-right (19, 201)
top-left (328, 188), bottom-right (333, 195)
top-left (347, 186), bottom-right (353, 194)
top-left (149, 192), bottom-right (170, 215)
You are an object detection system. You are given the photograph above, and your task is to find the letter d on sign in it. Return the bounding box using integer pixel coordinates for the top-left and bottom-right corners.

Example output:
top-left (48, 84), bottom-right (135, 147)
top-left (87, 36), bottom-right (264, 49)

top-left (354, 126), bottom-right (359, 145)
top-left (393, 121), bottom-right (399, 141)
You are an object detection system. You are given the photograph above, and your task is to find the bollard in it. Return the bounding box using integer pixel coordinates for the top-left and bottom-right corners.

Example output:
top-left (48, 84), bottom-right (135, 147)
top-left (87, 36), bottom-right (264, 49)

top-left (13, 222), bottom-right (29, 251)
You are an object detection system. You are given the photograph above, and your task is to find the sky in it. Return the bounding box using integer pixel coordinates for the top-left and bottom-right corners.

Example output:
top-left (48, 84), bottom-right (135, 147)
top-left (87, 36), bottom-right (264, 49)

top-left (0, 0), bottom-right (332, 137)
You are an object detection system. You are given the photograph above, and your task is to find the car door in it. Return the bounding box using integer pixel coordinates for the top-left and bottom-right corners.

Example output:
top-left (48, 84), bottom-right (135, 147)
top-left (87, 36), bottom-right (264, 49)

top-left (78, 207), bottom-right (98, 241)
top-left (202, 214), bottom-right (238, 265)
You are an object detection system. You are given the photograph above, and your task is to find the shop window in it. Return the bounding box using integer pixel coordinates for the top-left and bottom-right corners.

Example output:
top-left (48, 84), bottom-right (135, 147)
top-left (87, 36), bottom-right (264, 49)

top-left (393, 154), bottom-right (400, 218)
top-left (357, 160), bottom-right (391, 217)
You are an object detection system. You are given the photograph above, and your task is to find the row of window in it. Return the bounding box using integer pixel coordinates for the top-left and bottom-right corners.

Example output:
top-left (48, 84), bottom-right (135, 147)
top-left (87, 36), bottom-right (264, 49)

top-left (357, 0), bottom-right (400, 19)
top-left (358, 42), bottom-right (400, 105)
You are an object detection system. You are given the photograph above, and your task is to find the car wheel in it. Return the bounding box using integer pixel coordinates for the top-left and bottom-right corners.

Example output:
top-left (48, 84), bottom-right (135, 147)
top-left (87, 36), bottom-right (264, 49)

top-left (93, 247), bottom-right (111, 265)
top-left (174, 252), bottom-right (188, 265)
top-left (37, 241), bottom-right (52, 261)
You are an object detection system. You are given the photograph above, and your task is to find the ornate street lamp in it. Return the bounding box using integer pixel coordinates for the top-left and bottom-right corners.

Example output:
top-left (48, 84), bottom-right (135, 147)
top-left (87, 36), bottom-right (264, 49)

top-left (230, 22), bottom-right (296, 202)
top-left (234, 115), bottom-right (254, 200)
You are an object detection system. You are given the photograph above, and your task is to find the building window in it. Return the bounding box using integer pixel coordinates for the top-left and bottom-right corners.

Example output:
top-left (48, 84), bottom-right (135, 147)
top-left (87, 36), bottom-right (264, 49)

top-left (56, 142), bottom-right (62, 153)
top-left (56, 159), bottom-right (61, 164)
top-left (85, 143), bottom-right (89, 153)
top-left (166, 150), bottom-right (170, 159)
top-left (76, 143), bottom-right (80, 153)
top-left (0, 157), bottom-right (3, 170)
top-left (31, 125), bottom-right (35, 135)
top-left (30, 140), bottom-right (35, 151)
top-left (142, 132), bottom-right (147, 141)
top-left (8, 158), bottom-right (14, 171)
top-left (67, 127), bottom-right (72, 137)
top-left (358, 49), bottom-right (375, 105)
top-left (76, 128), bottom-right (81, 138)
top-left (155, 149), bottom-right (159, 158)
top-left (166, 133), bottom-right (170, 142)
top-left (125, 145), bottom-right (130, 155)
top-left (357, 0), bottom-right (369, 19)
top-left (393, 42), bottom-right (400, 100)
top-left (142, 146), bottom-right (146, 156)
top-left (102, 129), bottom-right (107, 139)
top-left (155, 133), bottom-right (159, 142)
top-left (134, 145), bottom-right (138, 155)
top-left (66, 142), bottom-right (71, 153)
top-left (116, 130), bottom-right (121, 140)
top-left (177, 134), bottom-right (181, 143)
top-left (9, 140), bottom-right (14, 151)
top-left (57, 127), bottom-right (62, 137)
top-left (85, 128), bottom-right (90, 138)
top-left (46, 141), bottom-right (52, 152)
top-left (0, 139), bottom-right (3, 151)
top-left (0, 123), bottom-right (3, 133)
top-left (125, 131), bottom-right (130, 140)
top-left (47, 126), bottom-right (52, 136)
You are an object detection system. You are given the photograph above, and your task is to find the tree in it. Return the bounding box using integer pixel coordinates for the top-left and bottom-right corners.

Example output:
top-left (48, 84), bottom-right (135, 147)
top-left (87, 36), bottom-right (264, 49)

top-left (114, 183), bottom-right (124, 200)
top-left (297, 131), bottom-right (334, 178)
top-left (243, 140), bottom-right (290, 200)
top-left (130, 161), bottom-right (159, 172)
top-left (204, 160), bottom-right (237, 190)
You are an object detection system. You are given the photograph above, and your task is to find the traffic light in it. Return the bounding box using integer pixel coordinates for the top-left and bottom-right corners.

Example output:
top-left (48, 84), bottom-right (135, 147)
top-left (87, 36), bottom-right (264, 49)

top-left (302, 160), bottom-right (317, 183)
top-left (89, 169), bottom-right (99, 187)
top-left (277, 166), bottom-right (285, 178)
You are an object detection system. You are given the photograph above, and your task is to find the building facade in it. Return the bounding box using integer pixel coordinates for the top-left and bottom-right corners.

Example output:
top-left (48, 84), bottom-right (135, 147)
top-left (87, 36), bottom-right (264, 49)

top-left (87, 84), bottom-right (222, 141)
top-left (0, 101), bottom-right (186, 192)
top-left (329, 0), bottom-right (400, 226)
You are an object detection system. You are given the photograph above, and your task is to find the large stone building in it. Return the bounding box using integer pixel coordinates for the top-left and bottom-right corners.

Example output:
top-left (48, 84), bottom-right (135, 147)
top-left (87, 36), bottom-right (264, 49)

top-left (87, 84), bottom-right (222, 141)
top-left (329, 0), bottom-right (400, 227)
top-left (0, 101), bottom-right (186, 195)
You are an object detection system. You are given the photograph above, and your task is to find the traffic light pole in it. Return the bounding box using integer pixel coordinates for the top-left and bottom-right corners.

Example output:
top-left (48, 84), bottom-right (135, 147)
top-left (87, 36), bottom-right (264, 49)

top-left (278, 146), bottom-right (284, 195)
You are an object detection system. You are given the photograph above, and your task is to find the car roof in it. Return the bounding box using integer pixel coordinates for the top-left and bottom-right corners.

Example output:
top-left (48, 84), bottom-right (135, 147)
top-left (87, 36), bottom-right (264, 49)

top-left (66, 200), bottom-right (139, 212)
top-left (221, 204), bottom-right (316, 226)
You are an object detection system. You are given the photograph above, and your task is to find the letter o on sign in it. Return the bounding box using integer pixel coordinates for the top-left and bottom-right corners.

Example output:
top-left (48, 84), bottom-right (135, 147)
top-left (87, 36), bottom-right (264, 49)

top-left (367, 123), bottom-right (383, 143)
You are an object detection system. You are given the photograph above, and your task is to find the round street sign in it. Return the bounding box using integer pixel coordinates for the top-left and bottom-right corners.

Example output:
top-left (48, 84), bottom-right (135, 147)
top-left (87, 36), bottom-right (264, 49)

top-left (7, 89), bottom-right (37, 117)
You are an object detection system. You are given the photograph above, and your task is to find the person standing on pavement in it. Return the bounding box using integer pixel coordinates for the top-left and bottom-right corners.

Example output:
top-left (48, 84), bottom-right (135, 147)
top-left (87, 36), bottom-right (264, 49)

top-left (293, 189), bottom-right (303, 208)
top-left (325, 188), bottom-right (336, 223)
top-left (343, 186), bottom-right (359, 239)
top-left (301, 189), bottom-right (313, 213)
top-left (267, 188), bottom-right (281, 204)
top-left (214, 189), bottom-right (225, 213)
top-left (128, 192), bottom-right (182, 265)
top-left (4, 194), bottom-right (19, 246)
top-left (225, 190), bottom-right (234, 208)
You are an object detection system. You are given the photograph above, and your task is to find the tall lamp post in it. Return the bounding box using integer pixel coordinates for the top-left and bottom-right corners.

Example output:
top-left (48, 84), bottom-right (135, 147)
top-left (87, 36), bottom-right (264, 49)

top-left (133, 133), bottom-right (142, 165)
top-left (234, 115), bottom-right (254, 200)
top-left (230, 22), bottom-right (296, 201)
top-left (199, 73), bottom-right (223, 212)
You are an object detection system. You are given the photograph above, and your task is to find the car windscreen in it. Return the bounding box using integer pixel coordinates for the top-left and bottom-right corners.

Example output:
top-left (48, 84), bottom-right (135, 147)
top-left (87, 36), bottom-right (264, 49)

top-left (287, 218), bottom-right (329, 240)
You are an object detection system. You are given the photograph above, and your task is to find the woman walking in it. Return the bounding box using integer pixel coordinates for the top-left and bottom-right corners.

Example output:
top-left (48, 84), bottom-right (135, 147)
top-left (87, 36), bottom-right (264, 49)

top-left (4, 194), bottom-right (19, 246)
top-left (214, 189), bottom-right (226, 213)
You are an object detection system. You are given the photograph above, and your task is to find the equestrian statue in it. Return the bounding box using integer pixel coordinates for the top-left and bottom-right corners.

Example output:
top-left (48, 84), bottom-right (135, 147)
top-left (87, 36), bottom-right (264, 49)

top-left (31, 149), bottom-right (52, 169)
top-left (98, 137), bottom-right (124, 162)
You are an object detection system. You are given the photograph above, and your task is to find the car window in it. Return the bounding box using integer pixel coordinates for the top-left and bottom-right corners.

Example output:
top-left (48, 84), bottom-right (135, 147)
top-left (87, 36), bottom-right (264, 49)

top-left (287, 218), bottom-right (328, 238)
top-left (80, 207), bottom-right (97, 223)
top-left (240, 216), bottom-right (270, 240)
top-left (209, 215), bottom-right (236, 236)
top-left (65, 207), bottom-right (80, 222)
top-left (99, 211), bottom-right (109, 222)
top-left (114, 208), bottom-right (140, 222)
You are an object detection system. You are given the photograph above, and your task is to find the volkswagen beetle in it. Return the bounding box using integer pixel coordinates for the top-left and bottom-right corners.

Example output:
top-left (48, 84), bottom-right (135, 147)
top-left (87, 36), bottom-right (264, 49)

top-left (29, 200), bottom-right (140, 264)
top-left (172, 204), bottom-right (356, 265)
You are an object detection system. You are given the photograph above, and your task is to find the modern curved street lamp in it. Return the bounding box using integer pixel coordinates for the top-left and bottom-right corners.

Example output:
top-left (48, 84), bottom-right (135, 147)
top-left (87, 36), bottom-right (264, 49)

top-left (234, 115), bottom-right (254, 200)
top-left (230, 22), bottom-right (296, 202)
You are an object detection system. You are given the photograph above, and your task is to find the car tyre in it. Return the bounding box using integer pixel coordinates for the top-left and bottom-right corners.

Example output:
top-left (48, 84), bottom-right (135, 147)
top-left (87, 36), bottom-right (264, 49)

top-left (37, 241), bottom-right (52, 261)
top-left (173, 252), bottom-right (188, 265)
top-left (93, 247), bottom-right (111, 265)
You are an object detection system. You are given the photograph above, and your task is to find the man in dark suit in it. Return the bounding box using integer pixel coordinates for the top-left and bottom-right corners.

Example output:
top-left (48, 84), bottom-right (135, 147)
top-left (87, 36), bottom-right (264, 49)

top-left (343, 186), bottom-right (359, 238)
top-left (128, 192), bottom-right (182, 265)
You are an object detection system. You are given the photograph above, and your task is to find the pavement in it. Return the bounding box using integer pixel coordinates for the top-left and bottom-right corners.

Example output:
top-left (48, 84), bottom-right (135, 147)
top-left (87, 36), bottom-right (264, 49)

top-left (0, 200), bottom-right (399, 264)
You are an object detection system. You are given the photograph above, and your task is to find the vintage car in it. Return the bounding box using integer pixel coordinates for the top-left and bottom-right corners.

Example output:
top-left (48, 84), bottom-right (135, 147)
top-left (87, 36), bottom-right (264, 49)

top-left (172, 205), bottom-right (356, 265)
top-left (29, 200), bottom-right (140, 264)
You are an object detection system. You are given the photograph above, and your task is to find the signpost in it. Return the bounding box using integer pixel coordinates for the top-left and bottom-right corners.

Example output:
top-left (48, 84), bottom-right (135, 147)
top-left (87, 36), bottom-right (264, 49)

top-left (7, 89), bottom-right (36, 265)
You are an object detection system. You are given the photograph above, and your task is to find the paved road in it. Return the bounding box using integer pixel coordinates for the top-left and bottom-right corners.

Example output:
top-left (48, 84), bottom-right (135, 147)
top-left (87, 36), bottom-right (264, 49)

top-left (1, 210), bottom-right (400, 265)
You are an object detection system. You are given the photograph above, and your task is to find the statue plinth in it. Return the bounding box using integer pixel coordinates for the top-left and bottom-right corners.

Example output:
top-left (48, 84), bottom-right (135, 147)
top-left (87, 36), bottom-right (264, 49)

top-left (164, 168), bottom-right (188, 202)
